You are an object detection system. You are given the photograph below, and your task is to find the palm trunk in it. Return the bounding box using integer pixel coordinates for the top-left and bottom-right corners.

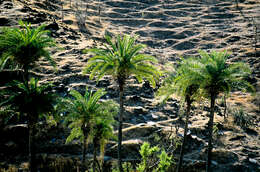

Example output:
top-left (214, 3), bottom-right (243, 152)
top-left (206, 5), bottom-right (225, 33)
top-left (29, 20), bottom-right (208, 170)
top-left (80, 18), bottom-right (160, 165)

top-left (223, 95), bottom-right (227, 119)
top-left (82, 134), bottom-right (87, 164)
top-left (93, 142), bottom-right (97, 172)
top-left (177, 97), bottom-right (192, 172)
top-left (23, 67), bottom-right (29, 88)
top-left (206, 93), bottom-right (216, 172)
top-left (28, 123), bottom-right (35, 172)
top-left (118, 82), bottom-right (124, 172)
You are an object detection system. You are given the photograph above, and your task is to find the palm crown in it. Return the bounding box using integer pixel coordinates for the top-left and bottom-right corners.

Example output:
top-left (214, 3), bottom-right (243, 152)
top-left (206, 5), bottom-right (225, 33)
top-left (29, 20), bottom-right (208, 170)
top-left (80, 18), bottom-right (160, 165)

top-left (0, 21), bottom-right (56, 71)
top-left (5, 78), bottom-right (55, 123)
top-left (62, 87), bottom-right (118, 166)
top-left (83, 34), bottom-right (160, 87)
top-left (92, 116), bottom-right (115, 160)
top-left (157, 57), bottom-right (202, 103)
top-left (64, 88), bottom-right (107, 143)
top-left (197, 50), bottom-right (254, 96)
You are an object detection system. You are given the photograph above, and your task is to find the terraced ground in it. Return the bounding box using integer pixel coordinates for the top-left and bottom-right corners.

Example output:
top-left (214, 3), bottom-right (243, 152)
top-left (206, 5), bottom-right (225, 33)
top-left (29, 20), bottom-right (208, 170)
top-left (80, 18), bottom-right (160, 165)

top-left (0, 0), bottom-right (259, 171)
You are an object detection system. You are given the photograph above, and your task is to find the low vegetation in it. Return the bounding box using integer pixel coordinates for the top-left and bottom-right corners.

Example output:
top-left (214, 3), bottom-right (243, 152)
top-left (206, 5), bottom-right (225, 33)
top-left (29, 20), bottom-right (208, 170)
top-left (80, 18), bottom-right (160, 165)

top-left (231, 107), bottom-right (255, 129)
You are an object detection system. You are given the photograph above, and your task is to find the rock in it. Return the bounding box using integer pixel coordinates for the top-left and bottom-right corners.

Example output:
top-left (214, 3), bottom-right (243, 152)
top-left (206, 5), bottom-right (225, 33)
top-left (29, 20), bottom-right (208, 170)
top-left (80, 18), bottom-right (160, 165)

top-left (96, 79), bottom-right (110, 87)
top-left (104, 29), bottom-right (114, 38)
top-left (212, 149), bottom-right (239, 164)
top-left (183, 160), bottom-right (205, 172)
top-left (2, 1), bottom-right (13, 9)
top-left (242, 148), bottom-right (258, 158)
top-left (56, 83), bottom-right (65, 92)
top-left (38, 143), bottom-right (81, 154)
top-left (129, 95), bottom-right (142, 102)
top-left (45, 21), bottom-right (59, 31)
top-left (173, 41), bottom-right (196, 50)
top-left (121, 124), bottom-right (157, 139)
top-left (245, 128), bottom-right (258, 136)
top-left (151, 113), bottom-right (159, 119)
top-left (227, 36), bottom-right (241, 43)
top-left (248, 158), bottom-right (258, 165)
top-left (133, 106), bottom-right (147, 115)
top-left (106, 139), bottom-right (143, 159)
top-left (151, 30), bottom-right (176, 40)
top-left (0, 17), bottom-right (13, 26)
top-left (1, 124), bottom-right (28, 156)
top-left (229, 134), bottom-right (246, 141)
top-left (185, 134), bottom-right (205, 150)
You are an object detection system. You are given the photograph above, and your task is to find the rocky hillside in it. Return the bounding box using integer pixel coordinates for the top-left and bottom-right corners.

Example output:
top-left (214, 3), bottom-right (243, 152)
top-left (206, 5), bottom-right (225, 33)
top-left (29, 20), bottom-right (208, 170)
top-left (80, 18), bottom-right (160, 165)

top-left (0, 0), bottom-right (259, 171)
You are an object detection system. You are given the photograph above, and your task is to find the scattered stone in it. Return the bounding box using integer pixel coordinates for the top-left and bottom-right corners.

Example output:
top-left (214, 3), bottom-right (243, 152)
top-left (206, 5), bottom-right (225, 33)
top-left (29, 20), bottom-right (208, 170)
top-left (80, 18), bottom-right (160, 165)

top-left (45, 21), bottom-right (59, 31)
top-left (212, 149), bottom-right (239, 164)
top-left (0, 17), bottom-right (12, 26)
top-left (107, 139), bottom-right (143, 159)
top-left (249, 158), bottom-right (258, 165)
top-left (229, 134), bottom-right (246, 141)
top-left (245, 128), bottom-right (258, 136)
top-left (173, 41), bottom-right (196, 50)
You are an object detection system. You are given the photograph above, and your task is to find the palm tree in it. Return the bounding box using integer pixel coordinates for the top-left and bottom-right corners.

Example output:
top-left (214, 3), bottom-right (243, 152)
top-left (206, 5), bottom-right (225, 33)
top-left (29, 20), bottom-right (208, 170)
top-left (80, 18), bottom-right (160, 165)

top-left (91, 114), bottom-right (116, 172)
top-left (63, 88), bottom-right (105, 164)
top-left (62, 87), bottom-right (118, 168)
top-left (196, 50), bottom-right (254, 172)
top-left (157, 58), bottom-right (201, 172)
top-left (0, 21), bottom-right (56, 83)
top-left (3, 78), bottom-right (56, 172)
top-left (83, 34), bottom-right (160, 171)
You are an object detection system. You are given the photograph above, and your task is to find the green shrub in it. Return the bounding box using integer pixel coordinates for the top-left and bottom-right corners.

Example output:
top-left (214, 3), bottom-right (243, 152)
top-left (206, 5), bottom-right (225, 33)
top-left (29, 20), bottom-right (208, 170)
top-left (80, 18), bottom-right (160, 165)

top-left (156, 150), bottom-right (172, 172)
top-left (231, 108), bottom-right (254, 129)
top-left (112, 142), bottom-right (173, 172)
top-left (137, 142), bottom-right (172, 172)
top-left (112, 162), bottom-right (134, 172)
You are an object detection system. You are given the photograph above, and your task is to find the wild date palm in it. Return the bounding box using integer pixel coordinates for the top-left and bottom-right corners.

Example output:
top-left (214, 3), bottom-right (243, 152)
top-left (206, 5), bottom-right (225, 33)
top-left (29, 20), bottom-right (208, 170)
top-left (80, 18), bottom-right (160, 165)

top-left (157, 58), bottom-right (201, 172)
top-left (91, 112), bottom-right (116, 172)
top-left (3, 78), bottom-right (56, 172)
top-left (83, 34), bottom-right (160, 172)
top-left (196, 50), bottom-right (254, 172)
top-left (62, 87), bottom-right (118, 167)
top-left (0, 21), bottom-right (56, 83)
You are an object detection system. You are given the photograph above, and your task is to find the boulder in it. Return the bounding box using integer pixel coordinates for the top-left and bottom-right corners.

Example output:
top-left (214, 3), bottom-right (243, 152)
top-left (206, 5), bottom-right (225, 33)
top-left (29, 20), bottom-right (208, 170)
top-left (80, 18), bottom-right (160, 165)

top-left (106, 139), bottom-right (143, 159)
top-left (212, 149), bottom-right (239, 164)
top-left (121, 123), bottom-right (157, 139)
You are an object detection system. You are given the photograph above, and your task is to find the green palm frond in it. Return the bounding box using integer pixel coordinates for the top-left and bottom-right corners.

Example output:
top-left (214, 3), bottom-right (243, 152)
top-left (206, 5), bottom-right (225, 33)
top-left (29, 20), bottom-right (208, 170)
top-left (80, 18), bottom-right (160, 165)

top-left (66, 127), bottom-right (83, 144)
top-left (2, 77), bottom-right (56, 123)
top-left (61, 87), bottom-right (118, 145)
top-left (0, 21), bottom-right (56, 70)
top-left (0, 56), bottom-right (11, 70)
top-left (92, 115), bottom-right (116, 162)
top-left (198, 50), bottom-right (254, 96)
top-left (157, 56), bottom-right (202, 104)
top-left (83, 34), bottom-right (161, 88)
